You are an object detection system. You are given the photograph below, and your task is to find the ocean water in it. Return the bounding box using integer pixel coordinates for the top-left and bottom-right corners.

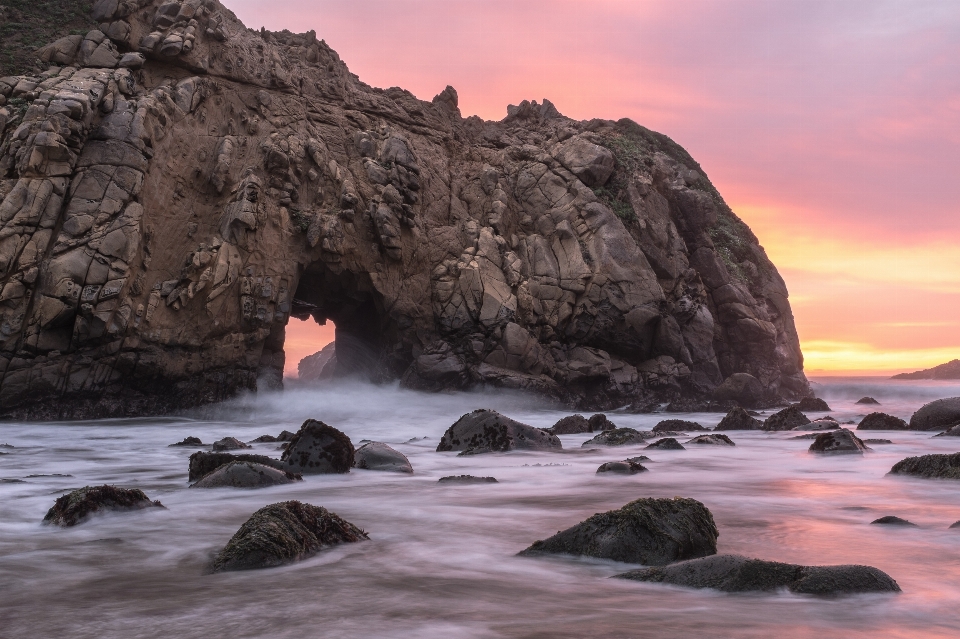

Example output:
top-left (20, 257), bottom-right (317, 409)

top-left (1, 377), bottom-right (959, 638)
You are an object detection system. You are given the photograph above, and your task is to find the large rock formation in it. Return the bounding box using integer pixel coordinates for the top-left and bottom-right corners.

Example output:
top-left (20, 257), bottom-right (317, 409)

top-left (0, 0), bottom-right (808, 418)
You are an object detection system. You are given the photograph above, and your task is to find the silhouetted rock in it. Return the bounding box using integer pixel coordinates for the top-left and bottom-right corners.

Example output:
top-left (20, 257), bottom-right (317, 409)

top-left (764, 406), bottom-right (810, 431)
top-left (250, 435), bottom-right (279, 443)
top-left (856, 397), bottom-right (881, 405)
top-left (519, 497), bottom-right (718, 565)
top-left (862, 439), bottom-right (893, 445)
top-left (282, 420), bottom-right (355, 474)
top-left (298, 342), bottom-right (337, 381)
top-left (43, 485), bottom-right (164, 527)
top-left (809, 429), bottom-right (869, 454)
top-left (212, 501), bottom-right (368, 572)
top-left (858, 412), bottom-right (909, 430)
top-left (909, 398), bottom-right (960, 431)
top-left (438, 475), bottom-right (498, 483)
top-left (714, 406), bottom-right (763, 431)
top-left (354, 442), bottom-right (413, 473)
top-left (653, 419), bottom-right (706, 433)
top-left (588, 414), bottom-right (617, 432)
top-left (212, 437), bottom-right (252, 451)
top-left (893, 359), bottom-right (960, 380)
top-left (933, 424), bottom-right (960, 438)
top-left (188, 451), bottom-right (287, 482)
top-left (711, 373), bottom-right (766, 407)
top-left (169, 436), bottom-right (203, 447)
top-left (949, 521), bottom-right (960, 529)
top-left (436, 409), bottom-right (561, 455)
top-left (582, 428), bottom-right (647, 447)
top-left (191, 461), bottom-right (301, 488)
top-left (597, 459), bottom-right (649, 474)
top-left (686, 434), bottom-right (736, 446)
top-left (550, 414), bottom-right (590, 434)
top-left (889, 453), bottom-right (960, 479)
top-left (871, 516), bottom-right (917, 527)
top-left (645, 438), bottom-right (685, 450)
top-left (795, 397), bottom-right (831, 412)
top-left (614, 554), bottom-right (901, 595)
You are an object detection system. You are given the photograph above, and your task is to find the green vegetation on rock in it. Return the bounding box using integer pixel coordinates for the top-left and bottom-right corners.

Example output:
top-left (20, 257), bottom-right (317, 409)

top-left (0, 0), bottom-right (95, 77)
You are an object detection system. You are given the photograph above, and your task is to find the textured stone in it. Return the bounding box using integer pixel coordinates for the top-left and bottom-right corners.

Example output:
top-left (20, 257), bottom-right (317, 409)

top-left (281, 419), bottom-right (355, 474)
top-left (354, 441), bottom-right (413, 473)
top-left (191, 461), bottom-right (301, 488)
top-left (582, 428), bottom-right (647, 447)
top-left (188, 451), bottom-right (287, 482)
top-left (550, 414), bottom-right (591, 434)
top-left (889, 453), bottom-right (960, 480)
top-left (43, 485), bottom-right (164, 526)
top-left (653, 419), bottom-right (706, 433)
top-left (856, 397), bottom-right (881, 405)
top-left (597, 458), bottom-right (649, 474)
top-left (808, 428), bottom-right (869, 454)
top-left (764, 406), bottom-right (809, 431)
top-left (436, 409), bottom-right (561, 454)
top-left (714, 406), bottom-right (763, 430)
top-left (212, 436), bottom-right (252, 451)
top-left (169, 436), bottom-right (202, 446)
top-left (909, 398), bottom-right (960, 431)
top-left (645, 437), bottom-right (685, 450)
top-left (686, 434), bottom-right (735, 446)
top-left (858, 412), bottom-right (909, 431)
top-left (795, 397), bottom-right (831, 412)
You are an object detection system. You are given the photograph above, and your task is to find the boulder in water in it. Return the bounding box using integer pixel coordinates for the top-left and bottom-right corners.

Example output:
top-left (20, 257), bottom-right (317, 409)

top-left (281, 420), bottom-right (355, 474)
top-left (909, 398), bottom-right (960, 431)
top-left (436, 409), bottom-right (561, 454)
top-left (614, 554), bottom-right (901, 595)
top-left (949, 521), bottom-right (960, 529)
top-left (189, 451), bottom-right (287, 482)
top-left (354, 442), bottom-right (413, 473)
top-left (858, 412), bottom-right (909, 430)
top-left (519, 497), bottom-right (718, 565)
top-left (212, 437), bottom-right (252, 451)
top-left (795, 418), bottom-right (840, 431)
top-left (43, 485), bottom-right (165, 527)
top-left (588, 414), bottom-right (617, 432)
top-left (191, 461), bottom-right (301, 488)
top-left (653, 419), bottom-right (706, 433)
top-left (687, 434), bottom-right (736, 446)
top-left (550, 414), bottom-right (591, 434)
top-left (714, 407), bottom-right (763, 431)
top-left (795, 397), bottom-right (831, 412)
top-left (169, 436), bottom-right (203, 447)
top-left (645, 438), bottom-right (685, 450)
top-left (862, 438), bottom-right (893, 445)
top-left (711, 373), bottom-right (766, 407)
top-left (212, 501), bottom-right (368, 572)
top-left (597, 459), bottom-right (649, 474)
top-left (871, 516), bottom-right (917, 527)
top-left (438, 475), bottom-right (498, 483)
top-left (856, 397), bottom-right (881, 405)
top-left (808, 429), bottom-right (869, 454)
top-left (764, 406), bottom-right (810, 431)
top-left (582, 428), bottom-right (647, 447)
top-left (933, 424), bottom-right (960, 438)
top-left (889, 453), bottom-right (960, 479)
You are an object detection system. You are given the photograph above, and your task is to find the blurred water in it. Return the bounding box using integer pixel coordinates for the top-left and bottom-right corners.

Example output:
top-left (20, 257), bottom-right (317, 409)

top-left (1, 378), bottom-right (959, 638)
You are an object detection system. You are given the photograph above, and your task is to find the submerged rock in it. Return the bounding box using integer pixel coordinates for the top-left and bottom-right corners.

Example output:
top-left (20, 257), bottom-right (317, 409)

top-left (550, 414), bottom-right (591, 434)
top-left (614, 554), bottom-right (901, 595)
top-left (588, 414), bottom-right (617, 432)
top-left (645, 438), bottom-right (685, 450)
top-left (856, 397), bottom-right (881, 405)
top-left (653, 419), bottom-right (706, 433)
top-left (191, 461), bottom-right (300, 488)
top-left (249, 434), bottom-right (279, 443)
top-left (519, 497), bottom-right (718, 565)
top-left (281, 420), bottom-right (355, 474)
top-left (862, 439), bottom-right (893, 445)
top-left (597, 459), bottom-right (649, 474)
top-left (686, 434), bottom-right (735, 446)
top-left (795, 418), bottom-right (840, 431)
top-left (212, 501), bottom-right (368, 572)
top-left (764, 406), bottom-right (810, 431)
top-left (871, 516), bottom-right (917, 527)
top-left (582, 428), bottom-right (647, 447)
top-left (212, 437), bottom-right (252, 451)
top-left (189, 451), bottom-right (287, 482)
top-left (858, 412), bottom-right (909, 431)
top-left (169, 436), bottom-right (203, 447)
top-left (714, 407), bottom-right (763, 431)
top-left (354, 442), bottom-right (413, 473)
top-left (438, 475), bottom-right (498, 483)
top-left (795, 397), bottom-right (831, 412)
top-left (436, 409), bottom-right (561, 454)
top-left (808, 429), bottom-right (869, 454)
top-left (43, 485), bottom-right (164, 527)
top-left (909, 398), bottom-right (960, 431)
top-left (889, 453), bottom-right (960, 479)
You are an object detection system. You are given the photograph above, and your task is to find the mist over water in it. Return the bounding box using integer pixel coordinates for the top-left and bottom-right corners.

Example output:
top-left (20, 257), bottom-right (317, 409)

top-left (2, 379), bottom-right (960, 638)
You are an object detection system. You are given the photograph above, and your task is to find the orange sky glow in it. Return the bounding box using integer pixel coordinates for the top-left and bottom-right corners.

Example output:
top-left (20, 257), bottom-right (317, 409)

top-left (253, 0), bottom-right (960, 377)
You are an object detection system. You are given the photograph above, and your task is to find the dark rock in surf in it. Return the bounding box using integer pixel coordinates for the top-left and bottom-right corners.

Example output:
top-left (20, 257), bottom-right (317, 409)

top-left (277, 430), bottom-right (296, 441)
top-left (191, 461), bottom-right (301, 488)
top-left (281, 420), bottom-right (355, 474)
top-left (764, 406), bottom-right (810, 431)
top-left (714, 407), bottom-right (763, 431)
top-left (169, 436), bottom-right (203, 447)
top-left (856, 397), bottom-right (881, 405)
top-left (858, 412), bottom-right (909, 431)
top-left (597, 459), bottom-right (649, 474)
top-left (949, 521), bottom-right (960, 529)
top-left (933, 424), bottom-right (960, 438)
top-left (889, 453), bottom-right (960, 479)
top-left (645, 438), bottom-right (685, 450)
top-left (795, 397), bottom-right (831, 412)
top-left (909, 398), bottom-right (960, 431)
top-left (794, 418), bottom-right (840, 431)
top-left (582, 428), bottom-right (647, 447)
top-left (711, 373), bottom-right (766, 407)
top-left (438, 475), bottom-right (498, 483)
top-left (43, 485), bottom-right (165, 527)
top-left (519, 497), bottom-right (718, 566)
top-left (588, 414), bottom-right (617, 432)
top-left (211, 501), bottom-right (368, 572)
top-left (436, 409), bottom-right (561, 454)
top-left (614, 554), bottom-right (901, 595)
top-left (249, 434), bottom-right (279, 443)
top-left (808, 429), bottom-right (869, 454)
top-left (686, 433), bottom-right (736, 446)
top-left (862, 439), bottom-right (893, 445)
top-left (354, 442), bottom-right (413, 473)
top-left (212, 437), bottom-right (252, 451)
top-left (189, 451), bottom-right (287, 482)
top-left (653, 419), bottom-right (706, 433)
top-left (550, 414), bottom-right (591, 434)
top-left (871, 516), bottom-right (917, 527)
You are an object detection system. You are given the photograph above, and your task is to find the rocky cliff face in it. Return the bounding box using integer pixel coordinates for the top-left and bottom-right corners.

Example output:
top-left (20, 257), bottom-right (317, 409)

top-left (0, 0), bottom-right (808, 418)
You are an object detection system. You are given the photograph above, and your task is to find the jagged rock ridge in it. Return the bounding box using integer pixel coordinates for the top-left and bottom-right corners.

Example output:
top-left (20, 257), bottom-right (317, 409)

top-left (0, 0), bottom-right (808, 418)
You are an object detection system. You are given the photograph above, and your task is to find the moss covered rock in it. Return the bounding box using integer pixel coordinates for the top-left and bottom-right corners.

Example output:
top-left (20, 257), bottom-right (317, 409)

top-left (212, 501), bottom-right (368, 572)
top-left (889, 453), bottom-right (960, 479)
top-left (519, 497), bottom-right (718, 565)
top-left (43, 485), bottom-right (164, 527)
top-left (281, 420), bottom-right (355, 474)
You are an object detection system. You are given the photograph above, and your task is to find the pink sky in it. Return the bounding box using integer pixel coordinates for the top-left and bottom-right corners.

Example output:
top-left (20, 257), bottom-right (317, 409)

top-left (249, 0), bottom-right (960, 376)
